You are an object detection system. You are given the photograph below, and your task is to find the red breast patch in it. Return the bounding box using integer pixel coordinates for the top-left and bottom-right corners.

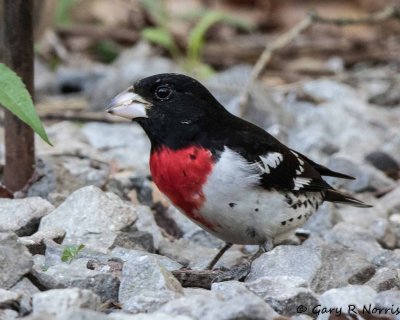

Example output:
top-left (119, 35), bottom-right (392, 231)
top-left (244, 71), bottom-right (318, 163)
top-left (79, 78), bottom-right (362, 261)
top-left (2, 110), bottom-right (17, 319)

top-left (150, 146), bottom-right (215, 229)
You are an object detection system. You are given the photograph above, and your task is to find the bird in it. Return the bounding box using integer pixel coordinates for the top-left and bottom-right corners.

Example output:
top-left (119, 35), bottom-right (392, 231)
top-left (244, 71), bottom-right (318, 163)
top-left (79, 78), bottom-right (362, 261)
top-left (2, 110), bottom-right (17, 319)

top-left (106, 73), bottom-right (371, 269)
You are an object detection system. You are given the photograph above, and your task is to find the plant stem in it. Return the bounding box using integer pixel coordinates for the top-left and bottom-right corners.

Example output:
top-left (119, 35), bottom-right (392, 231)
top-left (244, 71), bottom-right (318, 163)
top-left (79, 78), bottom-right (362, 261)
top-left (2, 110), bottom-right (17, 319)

top-left (3, 0), bottom-right (35, 192)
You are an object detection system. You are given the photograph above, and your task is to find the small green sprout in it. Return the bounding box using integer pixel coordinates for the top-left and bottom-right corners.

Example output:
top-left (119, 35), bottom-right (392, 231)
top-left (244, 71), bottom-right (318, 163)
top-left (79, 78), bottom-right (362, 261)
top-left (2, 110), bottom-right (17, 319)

top-left (61, 244), bottom-right (85, 264)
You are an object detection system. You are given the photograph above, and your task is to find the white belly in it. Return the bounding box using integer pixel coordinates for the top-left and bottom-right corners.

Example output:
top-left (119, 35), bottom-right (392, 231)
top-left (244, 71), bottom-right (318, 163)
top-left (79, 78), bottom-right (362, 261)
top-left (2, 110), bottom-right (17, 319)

top-left (197, 148), bottom-right (324, 244)
top-left (199, 189), bottom-right (322, 244)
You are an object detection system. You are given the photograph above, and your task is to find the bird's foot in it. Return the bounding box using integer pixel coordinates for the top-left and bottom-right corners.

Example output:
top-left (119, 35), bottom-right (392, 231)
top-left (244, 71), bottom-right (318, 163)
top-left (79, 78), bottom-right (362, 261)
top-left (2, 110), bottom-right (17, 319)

top-left (207, 240), bottom-right (274, 283)
top-left (243, 239), bottom-right (273, 265)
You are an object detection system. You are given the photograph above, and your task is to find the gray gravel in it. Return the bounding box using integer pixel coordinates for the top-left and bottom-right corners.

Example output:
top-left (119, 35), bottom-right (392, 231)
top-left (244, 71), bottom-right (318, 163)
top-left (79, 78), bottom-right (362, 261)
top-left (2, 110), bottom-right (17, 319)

top-left (0, 233), bottom-right (33, 289)
top-left (39, 186), bottom-right (138, 251)
top-left (32, 288), bottom-right (101, 316)
top-left (119, 255), bottom-right (183, 313)
top-left (0, 198), bottom-right (54, 236)
top-left (0, 66), bottom-right (399, 319)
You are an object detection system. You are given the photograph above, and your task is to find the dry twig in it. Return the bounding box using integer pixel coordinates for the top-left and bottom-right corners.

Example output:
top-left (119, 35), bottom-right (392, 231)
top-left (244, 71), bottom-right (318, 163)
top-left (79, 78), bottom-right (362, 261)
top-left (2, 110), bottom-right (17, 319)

top-left (238, 5), bottom-right (400, 116)
top-left (40, 110), bottom-right (128, 123)
top-left (172, 269), bottom-right (224, 289)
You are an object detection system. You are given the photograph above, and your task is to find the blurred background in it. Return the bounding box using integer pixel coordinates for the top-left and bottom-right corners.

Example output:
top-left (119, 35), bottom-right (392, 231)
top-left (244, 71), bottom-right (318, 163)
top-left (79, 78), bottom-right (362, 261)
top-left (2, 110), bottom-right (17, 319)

top-left (0, 0), bottom-right (399, 226)
top-left (2, 0), bottom-right (400, 106)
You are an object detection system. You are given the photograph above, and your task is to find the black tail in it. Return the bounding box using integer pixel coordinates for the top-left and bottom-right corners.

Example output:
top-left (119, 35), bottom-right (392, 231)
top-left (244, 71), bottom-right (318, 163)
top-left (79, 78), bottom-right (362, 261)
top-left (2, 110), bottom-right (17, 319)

top-left (325, 189), bottom-right (372, 208)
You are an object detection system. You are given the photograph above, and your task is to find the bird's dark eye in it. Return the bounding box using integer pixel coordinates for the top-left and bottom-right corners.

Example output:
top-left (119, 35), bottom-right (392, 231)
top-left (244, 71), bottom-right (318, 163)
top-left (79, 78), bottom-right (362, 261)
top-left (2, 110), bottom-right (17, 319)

top-left (155, 86), bottom-right (172, 100)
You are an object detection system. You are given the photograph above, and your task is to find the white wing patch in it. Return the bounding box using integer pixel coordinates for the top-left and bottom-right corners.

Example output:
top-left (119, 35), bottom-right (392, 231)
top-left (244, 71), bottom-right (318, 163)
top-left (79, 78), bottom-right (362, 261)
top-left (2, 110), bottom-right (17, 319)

top-left (293, 177), bottom-right (312, 190)
top-left (291, 151), bottom-right (311, 190)
top-left (296, 166), bottom-right (304, 175)
top-left (258, 152), bottom-right (283, 175)
top-left (291, 150), bottom-right (306, 177)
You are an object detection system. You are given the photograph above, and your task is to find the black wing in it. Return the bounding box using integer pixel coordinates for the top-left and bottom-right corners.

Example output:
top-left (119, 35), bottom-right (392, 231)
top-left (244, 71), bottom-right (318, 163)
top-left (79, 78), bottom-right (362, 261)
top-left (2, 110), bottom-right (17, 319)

top-left (252, 146), bottom-right (331, 192)
top-left (216, 115), bottom-right (338, 193)
top-left (202, 112), bottom-right (369, 206)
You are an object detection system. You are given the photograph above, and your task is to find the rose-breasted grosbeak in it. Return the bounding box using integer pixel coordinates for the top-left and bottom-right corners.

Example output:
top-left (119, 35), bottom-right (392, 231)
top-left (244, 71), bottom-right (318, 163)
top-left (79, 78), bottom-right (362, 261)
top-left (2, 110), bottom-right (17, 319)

top-left (107, 73), bottom-right (371, 269)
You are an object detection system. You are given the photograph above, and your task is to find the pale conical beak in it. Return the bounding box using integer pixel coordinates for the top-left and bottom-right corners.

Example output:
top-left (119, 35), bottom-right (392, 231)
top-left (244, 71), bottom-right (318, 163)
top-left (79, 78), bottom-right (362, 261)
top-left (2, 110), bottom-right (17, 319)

top-left (106, 86), bottom-right (150, 119)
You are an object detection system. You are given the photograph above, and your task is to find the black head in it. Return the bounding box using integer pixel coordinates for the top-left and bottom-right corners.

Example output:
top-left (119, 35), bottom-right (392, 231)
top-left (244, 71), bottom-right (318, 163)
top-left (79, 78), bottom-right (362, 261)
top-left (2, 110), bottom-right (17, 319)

top-left (107, 73), bottom-right (226, 148)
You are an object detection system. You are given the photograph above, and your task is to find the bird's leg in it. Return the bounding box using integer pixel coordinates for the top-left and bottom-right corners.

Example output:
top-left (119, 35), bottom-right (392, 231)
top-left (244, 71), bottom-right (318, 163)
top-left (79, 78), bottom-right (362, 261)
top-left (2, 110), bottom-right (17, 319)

top-left (206, 242), bottom-right (233, 270)
top-left (248, 238), bottom-right (274, 264)
top-left (211, 239), bottom-right (274, 283)
top-left (247, 246), bottom-right (265, 264)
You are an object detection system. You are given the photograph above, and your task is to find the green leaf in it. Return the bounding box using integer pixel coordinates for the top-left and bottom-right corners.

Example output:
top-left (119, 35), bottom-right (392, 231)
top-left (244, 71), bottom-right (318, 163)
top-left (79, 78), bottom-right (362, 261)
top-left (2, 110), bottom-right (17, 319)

top-left (0, 63), bottom-right (52, 145)
top-left (61, 246), bottom-right (74, 262)
top-left (76, 244), bottom-right (85, 253)
top-left (141, 27), bottom-right (181, 58)
top-left (188, 11), bottom-right (253, 63)
top-left (61, 244), bottom-right (85, 263)
top-left (188, 11), bottom-right (224, 63)
top-left (141, 28), bottom-right (174, 50)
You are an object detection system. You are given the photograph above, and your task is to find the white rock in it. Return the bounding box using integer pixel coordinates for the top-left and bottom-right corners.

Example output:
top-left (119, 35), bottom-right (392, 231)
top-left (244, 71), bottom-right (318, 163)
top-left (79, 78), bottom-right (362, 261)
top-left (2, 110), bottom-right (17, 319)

top-left (244, 276), bottom-right (318, 316)
top-left (19, 228), bottom-right (66, 255)
top-left (285, 82), bottom-right (392, 163)
top-left (81, 122), bottom-right (150, 171)
top-left (31, 258), bottom-right (120, 302)
top-left (40, 309), bottom-right (194, 320)
top-left (0, 288), bottom-right (21, 306)
top-left (246, 245), bottom-right (321, 283)
top-left (374, 290), bottom-right (400, 310)
top-left (389, 213), bottom-right (400, 224)
top-left (119, 255), bottom-right (183, 313)
top-left (0, 197), bottom-right (54, 236)
top-left (323, 222), bottom-right (384, 261)
top-left (10, 277), bottom-right (40, 315)
top-left (303, 79), bottom-right (357, 102)
top-left (317, 285), bottom-right (377, 320)
top-left (158, 238), bottom-right (243, 270)
top-left (0, 309), bottom-right (19, 320)
top-left (37, 121), bottom-right (98, 159)
top-left (39, 186), bottom-right (137, 251)
top-left (81, 122), bottom-right (149, 150)
top-left (326, 156), bottom-right (395, 192)
top-left (159, 282), bottom-right (278, 320)
top-left (301, 202), bottom-right (336, 237)
top-left (366, 267), bottom-right (400, 292)
top-left (32, 288), bottom-right (101, 316)
top-left (111, 247), bottom-right (181, 271)
top-left (0, 232), bottom-right (32, 289)
top-left (60, 157), bottom-right (109, 188)
top-left (135, 205), bottom-right (164, 249)
top-left (108, 312), bottom-right (193, 320)
top-left (381, 185), bottom-right (400, 214)
top-left (304, 238), bottom-right (376, 293)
